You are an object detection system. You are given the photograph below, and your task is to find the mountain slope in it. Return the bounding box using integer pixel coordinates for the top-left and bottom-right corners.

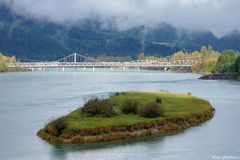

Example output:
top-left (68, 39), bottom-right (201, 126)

top-left (0, 4), bottom-right (239, 60)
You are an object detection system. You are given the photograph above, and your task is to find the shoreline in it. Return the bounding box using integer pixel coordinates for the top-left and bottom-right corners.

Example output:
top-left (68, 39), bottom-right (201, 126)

top-left (37, 92), bottom-right (215, 144)
top-left (0, 67), bottom-right (29, 73)
top-left (199, 73), bottom-right (237, 80)
top-left (37, 109), bottom-right (214, 144)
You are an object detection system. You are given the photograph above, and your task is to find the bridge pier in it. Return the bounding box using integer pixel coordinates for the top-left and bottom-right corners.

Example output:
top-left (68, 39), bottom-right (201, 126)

top-left (164, 67), bottom-right (167, 72)
top-left (31, 68), bottom-right (34, 72)
top-left (111, 67), bottom-right (113, 71)
top-left (92, 66), bottom-right (95, 72)
top-left (122, 67), bottom-right (125, 72)
top-left (83, 66), bottom-right (86, 70)
top-left (62, 67), bottom-right (65, 72)
top-left (137, 67), bottom-right (140, 72)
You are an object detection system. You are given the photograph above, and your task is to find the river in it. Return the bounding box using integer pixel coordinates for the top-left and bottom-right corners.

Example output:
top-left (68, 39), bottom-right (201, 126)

top-left (0, 70), bottom-right (239, 160)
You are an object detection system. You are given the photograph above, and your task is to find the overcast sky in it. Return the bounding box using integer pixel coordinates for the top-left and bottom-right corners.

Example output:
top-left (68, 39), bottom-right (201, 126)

top-left (2, 0), bottom-right (240, 36)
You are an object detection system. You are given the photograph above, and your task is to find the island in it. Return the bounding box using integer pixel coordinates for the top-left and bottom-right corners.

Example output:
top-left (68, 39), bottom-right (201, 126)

top-left (37, 92), bottom-right (215, 144)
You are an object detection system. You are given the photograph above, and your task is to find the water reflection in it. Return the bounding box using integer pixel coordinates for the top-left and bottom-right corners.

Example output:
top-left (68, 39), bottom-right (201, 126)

top-left (50, 135), bottom-right (168, 160)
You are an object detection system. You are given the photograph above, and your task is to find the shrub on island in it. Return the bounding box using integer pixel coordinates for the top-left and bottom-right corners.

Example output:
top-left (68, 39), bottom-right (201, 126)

top-left (120, 97), bottom-right (164, 118)
top-left (155, 97), bottom-right (162, 103)
top-left (81, 98), bottom-right (113, 117)
top-left (50, 118), bottom-right (68, 136)
top-left (137, 102), bottom-right (164, 118)
top-left (121, 99), bottom-right (139, 114)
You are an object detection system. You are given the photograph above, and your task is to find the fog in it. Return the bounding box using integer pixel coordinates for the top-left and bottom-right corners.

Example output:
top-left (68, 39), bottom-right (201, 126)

top-left (1, 0), bottom-right (240, 36)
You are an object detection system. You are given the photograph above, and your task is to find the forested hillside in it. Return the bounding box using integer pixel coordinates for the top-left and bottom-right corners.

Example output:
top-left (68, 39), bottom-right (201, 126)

top-left (0, 4), bottom-right (240, 60)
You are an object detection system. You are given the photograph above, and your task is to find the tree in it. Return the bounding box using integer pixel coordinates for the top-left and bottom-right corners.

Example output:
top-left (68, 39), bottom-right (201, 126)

top-left (204, 49), bottom-right (219, 73)
top-left (171, 47), bottom-right (219, 73)
top-left (190, 51), bottom-right (201, 72)
top-left (172, 51), bottom-right (186, 60)
top-left (0, 63), bottom-right (6, 72)
top-left (196, 46), bottom-right (219, 73)
top-left (138, 52), bottom-right (145, 60)
top-left (234, 56), bottom-right (240, 74)
top-left (0, 53), bottom-right (16, 63)
top-left (200, 46), bottom-right (208, 72)
top-left (215, 50), bottom-right (238, 73)
top-left (0, 53), bottom-right (16, 72)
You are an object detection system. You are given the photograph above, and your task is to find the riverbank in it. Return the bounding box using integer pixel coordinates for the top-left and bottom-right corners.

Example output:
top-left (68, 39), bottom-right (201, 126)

top-left (37, 92), bottom-right (215, 144)
top-left (0, 64), bottom-right (29, 73)
top-left (199, 73), bottom-right (238, 80)
top-left (0, 67), bottom-right (29, 73)
top-left (6, 67), bottom-right (29, 72)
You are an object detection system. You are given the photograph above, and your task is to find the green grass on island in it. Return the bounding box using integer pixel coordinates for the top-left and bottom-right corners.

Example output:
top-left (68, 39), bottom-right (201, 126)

top-left (38, 91), bottom-right (215, 144)
top-left (65, 92), bottom-right (212, 129)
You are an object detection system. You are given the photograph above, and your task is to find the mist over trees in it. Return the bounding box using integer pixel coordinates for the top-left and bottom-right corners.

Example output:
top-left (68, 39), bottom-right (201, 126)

top-left (0, 3), bottom-right (240, 61)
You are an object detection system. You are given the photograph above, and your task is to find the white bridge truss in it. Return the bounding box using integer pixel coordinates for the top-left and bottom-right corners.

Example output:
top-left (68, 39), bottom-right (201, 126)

top-left (6, 53), bottom-right (197, 71)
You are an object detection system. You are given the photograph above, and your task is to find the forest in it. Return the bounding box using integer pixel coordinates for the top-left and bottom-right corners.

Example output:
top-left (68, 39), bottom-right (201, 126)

top-left (171, 46), bottom-right (240, 75)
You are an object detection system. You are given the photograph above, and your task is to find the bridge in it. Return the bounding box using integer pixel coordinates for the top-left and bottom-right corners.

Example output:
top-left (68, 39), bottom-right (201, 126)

top-left (6, 53), bottom-right (196, 72)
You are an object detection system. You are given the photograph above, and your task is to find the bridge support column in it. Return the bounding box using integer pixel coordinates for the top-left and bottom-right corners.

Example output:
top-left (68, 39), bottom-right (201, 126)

top-left (74, 53), bottom-right (77, 63)
top-left (92, 66), bottom-right (95, 72)
top-left (31, 68), bottom-right (34, 72)
top-left (62, 67), bottom-right (65, 72)
top-left (137, 67), bottom-right (140, 72)
top-left (122, 67), bottom-right (125, 72)
top-left (83, 66), bottom-right (86, 70)
top-left (43, 67), bottom-right (46, 71)
top-left (57, 67), bottom-right (59, 71)
top-left (111, 67), bottom-right (113, 71)
top-left (164, 67), bottom-right (167, 72)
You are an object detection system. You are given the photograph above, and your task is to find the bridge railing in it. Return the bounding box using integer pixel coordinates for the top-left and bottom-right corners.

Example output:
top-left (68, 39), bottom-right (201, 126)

top-left (6, 61), bottom-right (193, 68)
top-left (6, 53), bottom-right (197, 68)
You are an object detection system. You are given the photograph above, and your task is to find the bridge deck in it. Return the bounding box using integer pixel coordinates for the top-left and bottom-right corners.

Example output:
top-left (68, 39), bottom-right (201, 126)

top-left (6, 61), bottom-right (193, 68)
top-left (6, 53), bottom-right (196, 69)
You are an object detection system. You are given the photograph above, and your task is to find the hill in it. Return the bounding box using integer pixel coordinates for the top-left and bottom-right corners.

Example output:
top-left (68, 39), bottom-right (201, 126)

top-left (0, 4), bottom-right (240, 60)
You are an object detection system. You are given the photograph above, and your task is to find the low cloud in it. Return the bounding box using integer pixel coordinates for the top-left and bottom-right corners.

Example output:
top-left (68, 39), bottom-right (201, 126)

top-left (1, 0), bottom-right (240, 36)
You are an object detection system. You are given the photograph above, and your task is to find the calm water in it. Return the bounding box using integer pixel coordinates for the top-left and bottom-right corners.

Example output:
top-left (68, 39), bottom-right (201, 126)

top-left (0, 70), bottom-right (239, 160)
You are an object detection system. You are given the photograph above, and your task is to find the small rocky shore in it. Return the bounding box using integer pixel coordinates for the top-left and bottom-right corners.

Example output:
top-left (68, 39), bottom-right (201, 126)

top-left (37, 109), bottom-right (214, 144)
top-left (199, 73), bottom-right (237, 80)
